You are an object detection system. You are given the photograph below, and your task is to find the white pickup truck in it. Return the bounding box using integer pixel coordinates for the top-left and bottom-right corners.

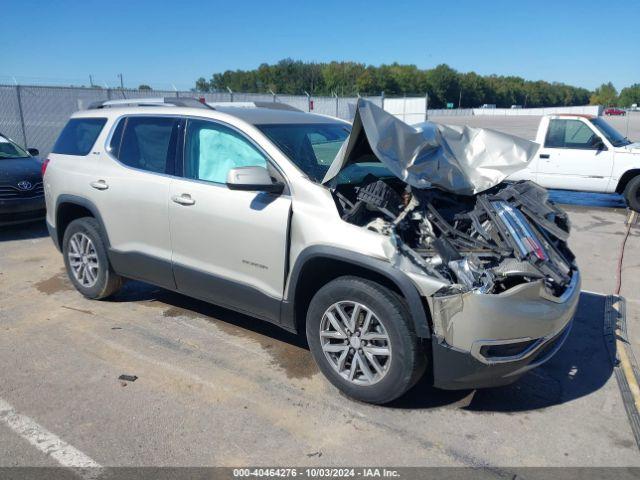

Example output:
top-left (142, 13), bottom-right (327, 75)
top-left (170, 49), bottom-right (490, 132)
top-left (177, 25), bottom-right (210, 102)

top-left (509, 114), bottom-right (640, 211)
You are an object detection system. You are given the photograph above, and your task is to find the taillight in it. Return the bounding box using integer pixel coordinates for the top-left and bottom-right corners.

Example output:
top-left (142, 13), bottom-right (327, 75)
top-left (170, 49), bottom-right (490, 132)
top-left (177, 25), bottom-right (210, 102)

top-left (41, 158), bottom-right (50, 177)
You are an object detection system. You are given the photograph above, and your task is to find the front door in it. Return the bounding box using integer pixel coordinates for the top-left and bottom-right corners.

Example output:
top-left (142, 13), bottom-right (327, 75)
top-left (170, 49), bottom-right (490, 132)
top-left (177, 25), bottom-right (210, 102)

top-left (537, 118), bottom-right (613, 192)
top-left (169, 118), bottom-right (291, 323)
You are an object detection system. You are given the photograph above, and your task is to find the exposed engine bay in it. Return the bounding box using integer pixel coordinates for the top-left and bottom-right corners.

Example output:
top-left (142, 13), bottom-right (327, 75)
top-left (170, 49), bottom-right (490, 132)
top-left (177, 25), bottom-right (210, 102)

top-left (333, 177), bottom-right (575, 297)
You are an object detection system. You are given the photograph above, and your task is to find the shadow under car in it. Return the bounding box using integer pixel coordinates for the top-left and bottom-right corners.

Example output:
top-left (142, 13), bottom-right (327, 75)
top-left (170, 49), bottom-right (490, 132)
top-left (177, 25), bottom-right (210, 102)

top-left (108, 280), bottom-right (614, 411)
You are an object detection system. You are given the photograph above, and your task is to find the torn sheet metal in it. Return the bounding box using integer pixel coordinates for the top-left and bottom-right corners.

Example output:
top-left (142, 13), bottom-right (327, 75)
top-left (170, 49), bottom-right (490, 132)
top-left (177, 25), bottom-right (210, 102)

top-left (323, 99), bottom-right (539, 195)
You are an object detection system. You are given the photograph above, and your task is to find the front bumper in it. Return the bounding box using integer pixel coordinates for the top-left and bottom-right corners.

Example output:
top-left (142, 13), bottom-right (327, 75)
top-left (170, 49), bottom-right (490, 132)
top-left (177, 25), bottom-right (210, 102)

top-left (0, 196), bottom-right (46, 226)
top-left (430, 269), bottom-right (581, 390)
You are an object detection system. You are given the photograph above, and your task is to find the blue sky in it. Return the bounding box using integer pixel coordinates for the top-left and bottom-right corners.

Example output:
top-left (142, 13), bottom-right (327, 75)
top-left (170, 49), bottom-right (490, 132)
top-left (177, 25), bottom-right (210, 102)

top-left (3, 0), bottom-right (638, 91)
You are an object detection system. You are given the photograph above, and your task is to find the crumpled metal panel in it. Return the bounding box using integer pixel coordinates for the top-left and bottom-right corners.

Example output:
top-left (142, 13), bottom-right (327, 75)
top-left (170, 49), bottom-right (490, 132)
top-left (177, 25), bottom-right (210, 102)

top-left (323, 99), bottom-right (539, 195)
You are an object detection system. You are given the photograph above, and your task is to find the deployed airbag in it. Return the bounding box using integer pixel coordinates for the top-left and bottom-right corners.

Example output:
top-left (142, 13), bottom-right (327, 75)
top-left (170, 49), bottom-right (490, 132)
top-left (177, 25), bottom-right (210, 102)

top-left (323, 99), bottom-right (539, 195)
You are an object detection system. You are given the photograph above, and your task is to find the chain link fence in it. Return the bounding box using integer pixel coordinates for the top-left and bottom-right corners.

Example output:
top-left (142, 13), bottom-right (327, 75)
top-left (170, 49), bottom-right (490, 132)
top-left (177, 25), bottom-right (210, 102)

top-left (0, 84), bottom-right (602, 158)
top-left (0, 85), bottom-right (390, 157)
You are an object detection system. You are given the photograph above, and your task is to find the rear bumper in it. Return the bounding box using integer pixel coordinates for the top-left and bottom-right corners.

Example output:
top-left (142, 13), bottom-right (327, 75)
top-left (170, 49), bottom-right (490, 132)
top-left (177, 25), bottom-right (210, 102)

top-left (0, 196), bottom-right (45, 225)
top-left (430, 269), bottom-right (581, 390)
top-left (47, 220), bottom-right (61, 251)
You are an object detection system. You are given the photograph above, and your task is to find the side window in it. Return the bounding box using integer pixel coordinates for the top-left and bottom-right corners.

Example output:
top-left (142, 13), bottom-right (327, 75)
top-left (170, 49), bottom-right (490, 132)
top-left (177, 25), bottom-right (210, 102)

top-left (52, 118), bottom-right (107, 155)
top-left (564, 120), bottom-right (596, 148)
top-left (184, 119), bottom-right (267, 184)
top-left (545, 119), bottom-right (598, 149)
top-left (114, 117), bottom-right (178, 174)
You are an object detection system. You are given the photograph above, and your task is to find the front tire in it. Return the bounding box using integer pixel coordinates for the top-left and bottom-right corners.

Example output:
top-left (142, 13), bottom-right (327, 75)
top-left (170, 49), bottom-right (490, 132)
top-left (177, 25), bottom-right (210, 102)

top-left (306, 276), bottom-right (426, 404)
top-left (62, 217), bottom-right (123, 299)
top-left (624, 175), bottom-right (640, 212)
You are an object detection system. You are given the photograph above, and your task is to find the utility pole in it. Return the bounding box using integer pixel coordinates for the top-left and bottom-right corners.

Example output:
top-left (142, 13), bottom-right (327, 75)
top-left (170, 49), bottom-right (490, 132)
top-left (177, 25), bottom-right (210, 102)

top-left (425, 92), bottom-right (429, 121)
top-left (403, 93), bottom-right (407, 122)
top-left (458, 89), bottom-right (462, 109)
top-left (118, 73), bottom-right (124, 89)
top-left (304, 91), bottom-right (311, 112)
top-left (89, 75), bottom-right (94, 87)
top-left (626, 109), bottom-right (630, 138)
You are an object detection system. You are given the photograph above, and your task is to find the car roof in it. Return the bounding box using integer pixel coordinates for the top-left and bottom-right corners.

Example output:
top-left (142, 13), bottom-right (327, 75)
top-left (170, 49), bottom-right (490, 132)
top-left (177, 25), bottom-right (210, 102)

top-left (551, 113), bottom-right (596, 119)
top-left (72, 99), bottom-right (347, 127)
top-left (212, 106), bottom-right (345, 125)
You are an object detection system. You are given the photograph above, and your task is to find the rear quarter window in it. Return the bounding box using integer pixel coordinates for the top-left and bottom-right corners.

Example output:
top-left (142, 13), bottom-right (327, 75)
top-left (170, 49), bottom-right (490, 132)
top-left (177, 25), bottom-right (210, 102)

top-left (52, 118), bottom-right (107, 155)
top-left (109, 116), bottom-right (178, 175)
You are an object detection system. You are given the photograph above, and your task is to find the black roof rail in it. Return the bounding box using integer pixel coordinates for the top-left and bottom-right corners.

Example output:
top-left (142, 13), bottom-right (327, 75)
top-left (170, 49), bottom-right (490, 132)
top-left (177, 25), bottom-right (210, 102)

top-left (86, 97), bottom-right (304, 113)
top-left (207, 101), bottom-right (303, 112)
top-left (87, 97), bottom-right (213, 110)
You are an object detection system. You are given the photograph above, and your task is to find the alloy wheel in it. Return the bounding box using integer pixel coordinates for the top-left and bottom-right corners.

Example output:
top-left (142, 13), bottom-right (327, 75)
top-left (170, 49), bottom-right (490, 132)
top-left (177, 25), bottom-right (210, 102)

top-left (67, 232), bottom-right (99, 288)
top-left (319, 301), bottom-right (392, 386)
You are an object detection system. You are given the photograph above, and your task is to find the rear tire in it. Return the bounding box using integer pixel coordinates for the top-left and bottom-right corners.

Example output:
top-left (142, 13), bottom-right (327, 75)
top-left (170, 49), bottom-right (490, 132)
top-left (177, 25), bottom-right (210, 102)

top-left (624, 175), bottom-right (640, 212)
top-left (306, 276), bottom-right (427, 404)
top-left (62, 217), bottom-right (123, 299)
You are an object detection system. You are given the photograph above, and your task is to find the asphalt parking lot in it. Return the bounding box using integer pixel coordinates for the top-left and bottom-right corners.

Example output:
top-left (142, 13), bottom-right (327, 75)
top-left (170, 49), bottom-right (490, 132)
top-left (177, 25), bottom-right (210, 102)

top-left (1, 196), bottom-right (639, 471)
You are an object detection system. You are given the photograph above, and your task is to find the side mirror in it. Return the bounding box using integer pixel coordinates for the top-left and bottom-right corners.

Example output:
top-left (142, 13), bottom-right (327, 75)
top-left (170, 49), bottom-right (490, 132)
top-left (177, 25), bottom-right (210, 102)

top-left (27, 148), bottom-right (39, 157)
top-left (590, 137), bottom-right (605, 150)
top-left (226, 166), bottom-right (284, 194)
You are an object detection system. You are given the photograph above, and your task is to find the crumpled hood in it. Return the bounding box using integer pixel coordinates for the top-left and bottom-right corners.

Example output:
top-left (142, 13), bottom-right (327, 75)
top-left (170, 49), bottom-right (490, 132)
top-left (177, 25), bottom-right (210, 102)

top-left (322, 99), bottom-right (539, 195)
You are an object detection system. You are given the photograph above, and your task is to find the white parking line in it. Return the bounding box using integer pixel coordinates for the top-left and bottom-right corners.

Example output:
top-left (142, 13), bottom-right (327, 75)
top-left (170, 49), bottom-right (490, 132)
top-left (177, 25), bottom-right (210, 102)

top-left (0, 397), bottom-right (102, 478)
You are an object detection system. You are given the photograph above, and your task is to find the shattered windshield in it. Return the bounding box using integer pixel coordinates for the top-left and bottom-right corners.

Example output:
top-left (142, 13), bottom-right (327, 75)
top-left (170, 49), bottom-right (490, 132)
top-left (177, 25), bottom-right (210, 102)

top-left (590, 118), bottom-right (631, 147)
top-left (0, 136), bottom-right (29, 159)
top-left (257, 123), bottom-right (351, 182)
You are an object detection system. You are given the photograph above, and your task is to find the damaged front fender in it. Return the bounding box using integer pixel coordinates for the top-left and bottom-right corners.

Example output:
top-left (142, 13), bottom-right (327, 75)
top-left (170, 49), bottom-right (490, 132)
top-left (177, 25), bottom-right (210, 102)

top-left (327, 101), bottom-right (580, 368)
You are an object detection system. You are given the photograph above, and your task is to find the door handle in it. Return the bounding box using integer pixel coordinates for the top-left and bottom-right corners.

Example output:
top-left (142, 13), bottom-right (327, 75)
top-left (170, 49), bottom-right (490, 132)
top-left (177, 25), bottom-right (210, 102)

top-left (172, 194), bottom-right (195, 206)
top-left (90, 180), bottom-right (109, 190)
top-left (539, 154), bottom-right (550, 159)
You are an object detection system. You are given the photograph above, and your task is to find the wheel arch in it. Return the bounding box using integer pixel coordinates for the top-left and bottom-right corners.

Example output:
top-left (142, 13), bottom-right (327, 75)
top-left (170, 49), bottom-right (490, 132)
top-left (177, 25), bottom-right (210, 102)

top-left (615, 169), bottom-right (640, 194)
top-left (54, 195), bottom-right (111, 252)
top-left (284, 246), bottom-right (431, 338)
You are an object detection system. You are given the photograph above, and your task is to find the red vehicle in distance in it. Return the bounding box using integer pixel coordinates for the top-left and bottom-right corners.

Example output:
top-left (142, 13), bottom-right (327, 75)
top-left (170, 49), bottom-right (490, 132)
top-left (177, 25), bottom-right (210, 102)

top-left (604, 108), bottom-right (626, 116)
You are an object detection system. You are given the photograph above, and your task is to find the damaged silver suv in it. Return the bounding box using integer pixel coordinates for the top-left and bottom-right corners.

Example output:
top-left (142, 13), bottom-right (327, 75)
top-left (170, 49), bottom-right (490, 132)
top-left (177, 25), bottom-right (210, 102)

top-left (44, 98), bottom-right (580, 404)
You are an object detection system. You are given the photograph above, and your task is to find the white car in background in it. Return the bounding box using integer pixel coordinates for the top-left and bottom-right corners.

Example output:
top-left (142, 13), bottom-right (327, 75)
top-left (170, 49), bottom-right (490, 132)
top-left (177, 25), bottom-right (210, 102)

top-left (509, 114), bottom-right (640, 211)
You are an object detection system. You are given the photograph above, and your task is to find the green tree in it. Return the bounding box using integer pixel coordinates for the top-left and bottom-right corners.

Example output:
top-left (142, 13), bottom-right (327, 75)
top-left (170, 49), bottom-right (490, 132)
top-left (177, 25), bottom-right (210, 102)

top-left (459, 72), bottom-right (488, 108)
top-left (355, 67), bottom-right (379, 95)
top-left (322, 61), bottom-right (366, 95)
top-left (138, 84), bottom-right (152, 91)
top-left (590, 82), bottom-right (618, 106)
top-left (618, 84), bottom-right (640, 107)
top-left (195, 59), bottom-right (613, 107)
top-left (195, 77), bottom-right (211, 92)
top-left (424, 64), bottom-right (460, 108)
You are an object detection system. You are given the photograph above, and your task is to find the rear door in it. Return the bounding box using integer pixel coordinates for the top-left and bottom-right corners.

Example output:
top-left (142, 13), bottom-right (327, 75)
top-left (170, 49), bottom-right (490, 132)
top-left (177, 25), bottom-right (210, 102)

top-left (168, 118), bottom-right (291, 323)
top-left (94, 115), bottom-right (180, 288)
top-left (537, 118), bottom-right (614, 192)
